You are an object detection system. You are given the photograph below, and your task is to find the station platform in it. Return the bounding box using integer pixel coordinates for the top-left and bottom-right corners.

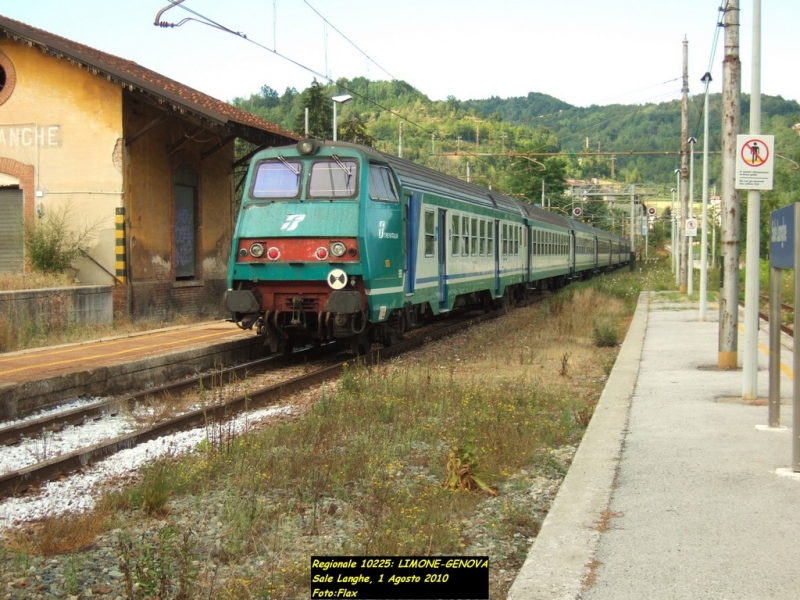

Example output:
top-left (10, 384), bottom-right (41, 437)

top-left (0, 320), bottom-right (261, 419)
top-left (508, 292), bottom-right (800, 600)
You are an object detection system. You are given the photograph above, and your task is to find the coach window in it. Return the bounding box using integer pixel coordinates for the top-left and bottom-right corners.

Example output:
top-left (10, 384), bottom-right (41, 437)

top-left (479, 220), bottom-right (486, 255)
top-left (452, 214), bottom-right (460, 256)
top-left (502, 224), bottom-right (508, 256)
top-left (424, 210), bottom-right (435, 257)
top-left (487, 222), bottom-right (494, 257)
top-left (471, 218), bottom-right (478, 256)
top-left (368, 164), bottom-right (398, 202)
top-left (462, 216), bottom-right (469, 256)
top-left (308, 158), bottom-right (358, 198)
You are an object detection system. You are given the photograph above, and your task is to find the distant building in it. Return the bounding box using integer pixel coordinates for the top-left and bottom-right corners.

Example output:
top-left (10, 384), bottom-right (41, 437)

top-left (0, 15), bottom-right (298, 319)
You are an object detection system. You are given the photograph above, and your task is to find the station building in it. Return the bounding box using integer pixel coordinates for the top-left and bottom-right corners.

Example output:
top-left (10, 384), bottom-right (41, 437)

top-left (0, 14), bottom-right (298, 319)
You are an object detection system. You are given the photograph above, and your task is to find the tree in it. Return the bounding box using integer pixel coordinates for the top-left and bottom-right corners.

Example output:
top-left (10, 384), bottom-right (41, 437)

top-left (294, 80), bottom-right (332, 139)
top-left (339, 114), bottom-right (375, 146)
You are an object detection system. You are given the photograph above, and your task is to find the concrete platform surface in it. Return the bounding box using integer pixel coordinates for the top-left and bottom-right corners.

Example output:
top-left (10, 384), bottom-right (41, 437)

top-left (508, 292), bottom-right (800, 600)
top-left (0, 320), bottom-right (261, 418)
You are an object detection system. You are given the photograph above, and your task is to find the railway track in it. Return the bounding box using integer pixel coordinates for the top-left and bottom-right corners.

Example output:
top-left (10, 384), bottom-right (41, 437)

top-left (0, 307), bottom-right (512, 499)
top-left (756, 295), bottom-right (794, 337)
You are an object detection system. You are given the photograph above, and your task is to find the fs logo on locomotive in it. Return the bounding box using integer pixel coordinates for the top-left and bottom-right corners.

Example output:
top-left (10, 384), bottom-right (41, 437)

top-left (378, 221), bottom-right (399, 239)
top-left (281, 214), bottom-right (306, 231)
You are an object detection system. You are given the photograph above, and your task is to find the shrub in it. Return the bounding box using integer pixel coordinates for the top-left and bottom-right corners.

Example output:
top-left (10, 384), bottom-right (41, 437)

top-left (24, 202), bottom-right (99, 274)
top-left (592, 319), bottom-right (619, 347)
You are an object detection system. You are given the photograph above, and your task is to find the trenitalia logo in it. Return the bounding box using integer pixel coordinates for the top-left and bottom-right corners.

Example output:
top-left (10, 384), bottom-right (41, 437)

top-left (281, 214), bottom-right (306, 231)
top-left (378, 220), bottom-right (399, 239)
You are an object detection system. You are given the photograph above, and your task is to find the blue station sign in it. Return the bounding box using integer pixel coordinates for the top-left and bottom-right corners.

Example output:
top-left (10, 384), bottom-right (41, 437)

top-left (770, 204), bottom-right (796, 269)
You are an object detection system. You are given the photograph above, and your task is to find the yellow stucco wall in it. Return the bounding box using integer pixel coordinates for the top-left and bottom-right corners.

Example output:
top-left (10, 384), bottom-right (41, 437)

top-left (0, 41), bottom-right (124, 284)
top-left (0, 39), bottom-right (235, 317)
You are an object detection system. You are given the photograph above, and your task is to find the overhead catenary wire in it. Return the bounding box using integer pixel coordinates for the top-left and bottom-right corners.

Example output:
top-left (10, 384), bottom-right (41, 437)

top-left (155, 0), bottom-right (434, 137)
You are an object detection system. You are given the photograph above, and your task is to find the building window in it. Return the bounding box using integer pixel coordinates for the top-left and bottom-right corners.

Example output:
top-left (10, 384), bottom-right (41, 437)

top-left (174, 164), bottom-right (198, 280)
top-left (0, 52), bottom-right (16, 106)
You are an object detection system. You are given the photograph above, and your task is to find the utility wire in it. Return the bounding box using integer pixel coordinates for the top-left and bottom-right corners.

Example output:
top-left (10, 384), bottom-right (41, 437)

top-left (303, 0), bottom-right (398, 82)
top-left (691, 0), bottom-right (726, 140)
top-left (155, 0), bottom-right (435, 136)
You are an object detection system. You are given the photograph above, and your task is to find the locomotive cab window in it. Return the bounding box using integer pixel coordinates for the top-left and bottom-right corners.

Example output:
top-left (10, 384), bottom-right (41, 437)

top-left (252, 160), bottom-right (303, 198)
top-left (368, 164), bottom-right (398, 202)
top-left (308, 158), bottom-right (358, 198)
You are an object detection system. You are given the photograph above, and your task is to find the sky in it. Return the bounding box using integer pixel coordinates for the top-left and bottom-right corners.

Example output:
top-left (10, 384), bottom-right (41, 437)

top-left (1, 0), bottom-right (798, 108)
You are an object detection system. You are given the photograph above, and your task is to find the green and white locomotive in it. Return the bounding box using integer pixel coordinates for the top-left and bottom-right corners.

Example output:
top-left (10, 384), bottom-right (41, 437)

top-left (225, 139), bottom-right (629, 354)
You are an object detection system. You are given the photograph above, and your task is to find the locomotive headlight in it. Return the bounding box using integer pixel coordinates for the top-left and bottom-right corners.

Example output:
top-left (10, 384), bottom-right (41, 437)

top-left (330, 241), bottom-right (347, 257)
top-left (315, 246), bottom-right (329, 260)
top-left (267, 247), bottom-right (280, 260)
top-left (297, 139), bottom-right (319, 155)
top-left (249, 242), bottom-right (265, 258)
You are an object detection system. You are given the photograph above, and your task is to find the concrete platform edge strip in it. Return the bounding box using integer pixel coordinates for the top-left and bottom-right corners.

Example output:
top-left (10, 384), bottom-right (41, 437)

top-left (506, 292), bottom-right (649, 600)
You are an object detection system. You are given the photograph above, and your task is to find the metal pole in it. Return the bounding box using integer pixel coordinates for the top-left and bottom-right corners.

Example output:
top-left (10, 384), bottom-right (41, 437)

top-left (700, 73), bottom-right (712, 320)
top-left (675, 169), bottom-right (682, 286)
top-left (743, 0), bottom-right (762, 399)
top-left (718, 0), bottom-right (741, 371)
top-left (332, 101), bottom-right (338, 141)
top-left (671, 187), bottom-right (677, 274)
top-left (688, 137), bottom-right (696, 296)
top-left (630, 184), bottom-right (635, 254)
top-left (680, 36), bottom-right (690, 293)
top-left (794, 204), bottom-right (800, 470)
top-left (768, 265), bottom-right (781, 428)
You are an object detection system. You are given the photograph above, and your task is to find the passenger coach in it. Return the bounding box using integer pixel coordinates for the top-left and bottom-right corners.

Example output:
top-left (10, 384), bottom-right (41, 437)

top-left (225, 140), bottom-right (629, 353)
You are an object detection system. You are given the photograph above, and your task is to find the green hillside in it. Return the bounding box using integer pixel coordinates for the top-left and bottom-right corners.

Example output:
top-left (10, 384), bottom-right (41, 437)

top-left (231, 78), bottom-right (800, 242)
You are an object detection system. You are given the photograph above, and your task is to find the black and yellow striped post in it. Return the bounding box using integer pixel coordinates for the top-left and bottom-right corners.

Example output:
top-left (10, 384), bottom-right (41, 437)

top-left (115, 207), bottom-right (127, 284)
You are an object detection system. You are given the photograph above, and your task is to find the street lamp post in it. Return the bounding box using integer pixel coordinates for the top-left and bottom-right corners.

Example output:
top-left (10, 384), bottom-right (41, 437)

top-left (332, 94), bottom-right (353, 141)
top-left (674, 168), bottom-right (681, 286)
top-left (699, 72), bottom-right (712, 321)
top-left (688, 137), bottom-right (697, 295)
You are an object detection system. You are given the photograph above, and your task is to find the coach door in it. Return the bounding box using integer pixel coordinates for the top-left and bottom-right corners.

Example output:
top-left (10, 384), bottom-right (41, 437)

top-left (569, 230), bottom-right (576, 278)
top-left (437, 209), bottom-right (447, 303)
top-left (525, 223), bottom-right (532, 284)
top-left (494, 220), bottom-right (501, 295)
top-left (405, 192), bottom-right (422, 295)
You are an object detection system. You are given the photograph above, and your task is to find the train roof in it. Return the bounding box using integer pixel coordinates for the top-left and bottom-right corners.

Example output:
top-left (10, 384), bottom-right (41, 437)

top-left (268, 141), bottom-right (622, 239)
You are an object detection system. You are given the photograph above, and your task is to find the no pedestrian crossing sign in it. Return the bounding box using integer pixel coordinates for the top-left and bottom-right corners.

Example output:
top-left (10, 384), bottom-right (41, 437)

top-left (685, 218), bottom-right (698, 237)
top-left (735, 134), bottom-right (774, 190)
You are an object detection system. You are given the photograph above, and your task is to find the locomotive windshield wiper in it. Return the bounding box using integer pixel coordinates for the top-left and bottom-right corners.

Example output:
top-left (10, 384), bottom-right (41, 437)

top-left (331, 155), bottom-right (352, 177)
top-left (278, 155), bottom-right (300, 175)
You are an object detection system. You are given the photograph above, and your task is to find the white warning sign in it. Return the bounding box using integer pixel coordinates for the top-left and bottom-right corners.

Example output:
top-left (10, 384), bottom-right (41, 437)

top-left (735, 135), bottom-right (774, 191)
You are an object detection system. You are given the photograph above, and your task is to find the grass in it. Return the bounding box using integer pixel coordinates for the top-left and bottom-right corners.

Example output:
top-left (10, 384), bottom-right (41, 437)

top-left (0, 258), bottom-right (681, 598)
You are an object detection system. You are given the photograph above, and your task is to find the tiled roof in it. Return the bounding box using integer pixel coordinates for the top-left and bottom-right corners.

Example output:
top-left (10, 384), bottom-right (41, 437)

top-left (0, 14), bottom-right (299, 145)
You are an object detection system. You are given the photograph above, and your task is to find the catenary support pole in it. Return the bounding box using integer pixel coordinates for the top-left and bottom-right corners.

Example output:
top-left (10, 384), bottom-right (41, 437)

top-left (719, 0), bottom-right (741, 370)
top-left (680, 37), bottom-right (690, 293)
top-left (743, 0), bottom-right (761, 399)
